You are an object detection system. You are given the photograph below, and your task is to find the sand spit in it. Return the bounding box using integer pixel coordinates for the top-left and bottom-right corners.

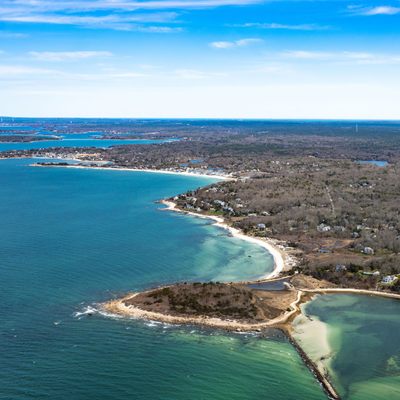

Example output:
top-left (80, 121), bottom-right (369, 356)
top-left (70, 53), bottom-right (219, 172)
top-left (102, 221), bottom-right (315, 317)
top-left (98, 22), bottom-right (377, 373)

top-left (304, 287), bottom-right (400, 300)
top-left (287, 333), bottom-right (340, 400)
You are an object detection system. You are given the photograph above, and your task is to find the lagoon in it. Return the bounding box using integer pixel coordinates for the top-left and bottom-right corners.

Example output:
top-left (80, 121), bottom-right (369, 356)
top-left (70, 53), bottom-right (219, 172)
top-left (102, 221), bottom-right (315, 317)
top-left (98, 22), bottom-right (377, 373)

top-left (297, 294), bottom-right (400, 400)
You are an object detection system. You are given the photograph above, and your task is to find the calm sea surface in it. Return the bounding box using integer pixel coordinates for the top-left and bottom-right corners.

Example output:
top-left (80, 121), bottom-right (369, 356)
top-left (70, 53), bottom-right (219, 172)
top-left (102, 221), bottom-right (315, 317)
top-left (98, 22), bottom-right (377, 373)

top-left (0, 135), bottom-right (175, 151)
top-left (1, 134), bottom-right (399, 398)
top-left (304, 294), bottom-right (400, 400)
top-left (0, 158), bottom-right (326, 400)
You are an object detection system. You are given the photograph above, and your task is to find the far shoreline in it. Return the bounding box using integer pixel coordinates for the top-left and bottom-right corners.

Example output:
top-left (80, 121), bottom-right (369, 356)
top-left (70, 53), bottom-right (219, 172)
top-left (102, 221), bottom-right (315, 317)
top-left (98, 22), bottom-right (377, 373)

top-left (30, 161), bottom-right (235, 181)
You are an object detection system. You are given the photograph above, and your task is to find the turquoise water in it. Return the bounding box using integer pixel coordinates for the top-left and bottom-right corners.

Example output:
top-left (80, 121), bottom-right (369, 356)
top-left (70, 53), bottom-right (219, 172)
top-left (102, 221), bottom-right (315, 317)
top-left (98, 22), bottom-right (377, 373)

top-left (0, 158), bottom-right (326, 399)
top-left (356, 160), bottom-right (388, 167)
top-left (304, 294), bottom-right (400, 400)
top-left (0, 137), bottom-right (174, 151)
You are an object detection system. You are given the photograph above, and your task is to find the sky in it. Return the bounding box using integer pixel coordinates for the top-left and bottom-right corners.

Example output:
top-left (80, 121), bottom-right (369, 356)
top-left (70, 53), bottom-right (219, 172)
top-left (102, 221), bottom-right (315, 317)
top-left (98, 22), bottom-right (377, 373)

top-left (0, 0), bottom-right (400, 119)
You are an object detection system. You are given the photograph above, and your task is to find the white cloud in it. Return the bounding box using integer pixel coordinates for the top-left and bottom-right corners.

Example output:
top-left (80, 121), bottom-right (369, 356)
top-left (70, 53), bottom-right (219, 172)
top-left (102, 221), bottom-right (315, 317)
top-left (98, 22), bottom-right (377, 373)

top-left (0, 31), bottom-right (28, 38)
top-left (210, 38), bottom-right (263, 48)
top-left (0, 0), bottom-right (262, 13)
top-left (0, 65), bottom-right (58, 76)
top-left (29, 51), bottom-right (113, 61)
top-left (349, 5), bottom-right (400, 16)
top-left (139, 26), bottom-right (182, 33)
top-left (0, 0), bottom-right (263, 30)
top-left (235, 38), bottom-right (262, 46)
top-left (210, 41), bottom-right (235, 48)
top-left (231, 22), bottom-right (329, 30)
top-left (0, 12), bottom-right (181, 31)
top-left (282, 50), bottom-right (400, 64)
top-left (282, 50), bottom-right (334, 60)
top-left (365, 6), bottom-right (400, 15)
top-left (174, 69), bottom-right (226, 79)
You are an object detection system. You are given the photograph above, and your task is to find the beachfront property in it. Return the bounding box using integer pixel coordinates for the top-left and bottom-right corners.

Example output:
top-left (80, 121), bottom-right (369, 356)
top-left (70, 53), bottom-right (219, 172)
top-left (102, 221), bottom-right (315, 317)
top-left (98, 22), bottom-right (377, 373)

top-left (381, 275), bottom-right (398, 285)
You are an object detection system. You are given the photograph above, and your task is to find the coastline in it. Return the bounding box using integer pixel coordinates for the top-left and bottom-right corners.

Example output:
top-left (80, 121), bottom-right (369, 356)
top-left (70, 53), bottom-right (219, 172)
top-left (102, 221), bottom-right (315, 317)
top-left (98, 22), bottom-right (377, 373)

top-left (102, 289), bottom-right (305, 332)
top-left (14, 156), bottom-right (400, 400)
top-left (160, 199), bottom-right (292, 281)
top-left (291, 303), bottom-right (336, 392)
top-left (31, 162), bottom-right (234, 181)
top-left (304, 287), bottom-right (400, 300)
top-left (32, 160), bottom-right (291, 281)
top-left (102, 286), bottom-right (400, 399)
top-left (102, 288), bottom-right (340, 399)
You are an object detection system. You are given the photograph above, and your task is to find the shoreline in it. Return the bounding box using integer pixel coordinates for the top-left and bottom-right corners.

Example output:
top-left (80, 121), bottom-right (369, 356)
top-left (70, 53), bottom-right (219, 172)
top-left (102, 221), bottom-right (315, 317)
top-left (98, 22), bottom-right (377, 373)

top-left (33, 160), bottom-right (291, 281)
top-left (30, 161), bottom-right (235, 181)
top-left (160, 200), bottom-right (291, 281)
top-left (304, 287), bottom-right (400, 300)
top-left (102, 288), bottom-right (339, 399)
top-left (102, 286), bottom-right (400, 399)
top-left (102, 289), bottom-right (305, 332)
top-left (10, 155), bottom-right (400, 400)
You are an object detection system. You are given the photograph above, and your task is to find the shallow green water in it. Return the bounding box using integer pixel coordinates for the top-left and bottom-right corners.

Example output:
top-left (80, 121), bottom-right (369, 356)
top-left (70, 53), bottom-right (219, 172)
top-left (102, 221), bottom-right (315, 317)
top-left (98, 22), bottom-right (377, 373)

top-left (0, 159), bottom-right (326, 400)
top-left (304, 294), bottom-right (400, 400)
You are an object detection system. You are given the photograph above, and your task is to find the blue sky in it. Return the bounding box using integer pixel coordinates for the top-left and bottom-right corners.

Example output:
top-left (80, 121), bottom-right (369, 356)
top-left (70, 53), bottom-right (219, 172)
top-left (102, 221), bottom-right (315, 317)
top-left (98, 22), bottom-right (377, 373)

top-left (0, 0), bottom-right (399, 118)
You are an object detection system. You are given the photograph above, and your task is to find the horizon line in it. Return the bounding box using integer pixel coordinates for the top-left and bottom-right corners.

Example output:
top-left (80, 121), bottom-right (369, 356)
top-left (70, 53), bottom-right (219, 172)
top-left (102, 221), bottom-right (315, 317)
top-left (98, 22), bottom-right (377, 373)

top-left (1, 116), bottom-right (400, 122)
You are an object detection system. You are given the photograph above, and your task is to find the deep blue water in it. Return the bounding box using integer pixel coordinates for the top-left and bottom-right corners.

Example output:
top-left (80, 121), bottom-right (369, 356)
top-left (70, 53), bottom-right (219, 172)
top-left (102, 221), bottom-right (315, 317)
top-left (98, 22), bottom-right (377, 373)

top-left (0, 158), bottom-right (326, 400)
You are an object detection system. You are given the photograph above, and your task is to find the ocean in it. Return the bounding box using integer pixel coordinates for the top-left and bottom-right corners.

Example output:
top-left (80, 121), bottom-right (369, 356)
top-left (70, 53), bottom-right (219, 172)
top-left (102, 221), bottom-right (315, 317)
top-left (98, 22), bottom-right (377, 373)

top-left (1, 127), bottom-right (399, 399)
top-left (0, 158), bottom-right (326, 400)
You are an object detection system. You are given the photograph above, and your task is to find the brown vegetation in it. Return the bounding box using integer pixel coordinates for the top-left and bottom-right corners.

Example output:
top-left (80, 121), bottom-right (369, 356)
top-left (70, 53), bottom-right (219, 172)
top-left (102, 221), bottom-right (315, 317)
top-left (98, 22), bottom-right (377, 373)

top-left (125, 282), bottom-right (297, 322)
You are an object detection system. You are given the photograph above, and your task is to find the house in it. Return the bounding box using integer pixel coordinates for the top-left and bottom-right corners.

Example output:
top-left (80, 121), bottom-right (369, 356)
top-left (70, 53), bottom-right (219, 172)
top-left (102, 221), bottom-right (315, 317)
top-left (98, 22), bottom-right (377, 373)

top-left (335, 264), bottom-right (347, 272)
top-left (362, 246), bottom-right (375, 255)
top-left (317, 223), bottom-right (331, 233)
top-left (257, 223), bottom-right (266, 230)
top-left (213, 200), bottom-right (226, 207)
top-left (382, 275), bottom-right (398, 284)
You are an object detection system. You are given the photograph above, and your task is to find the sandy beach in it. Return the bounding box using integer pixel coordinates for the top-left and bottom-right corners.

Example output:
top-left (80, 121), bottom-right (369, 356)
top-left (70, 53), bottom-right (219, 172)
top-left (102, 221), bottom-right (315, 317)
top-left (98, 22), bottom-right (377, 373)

top-left (102, 288), bottom-right (340, 399)
top-left (32, 162), bottom-right (234, 181)
top-left (292, 306), bottom-right (334, 379)
top-left (304, 287), bottom-right (400, 299)
top-left (32, 160), bottom-right (292, 281)
top-left (161, 200), bottom-right (290, 281)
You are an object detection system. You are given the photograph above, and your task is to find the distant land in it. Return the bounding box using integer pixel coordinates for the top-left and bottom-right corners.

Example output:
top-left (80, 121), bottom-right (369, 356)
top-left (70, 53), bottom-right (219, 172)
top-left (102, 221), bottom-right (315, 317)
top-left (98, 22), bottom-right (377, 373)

top-left (2, 118), bottom-right (400, 399)
top-left (2, 118), bottom-right (400, 292)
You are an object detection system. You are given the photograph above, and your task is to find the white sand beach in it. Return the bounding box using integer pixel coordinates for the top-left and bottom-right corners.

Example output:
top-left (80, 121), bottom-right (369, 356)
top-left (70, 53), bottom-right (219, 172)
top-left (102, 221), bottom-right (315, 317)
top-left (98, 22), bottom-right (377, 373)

top-left (161, 200), bottom-right (289, 281)
top-left (32, 162), bottom-right (234, 181)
